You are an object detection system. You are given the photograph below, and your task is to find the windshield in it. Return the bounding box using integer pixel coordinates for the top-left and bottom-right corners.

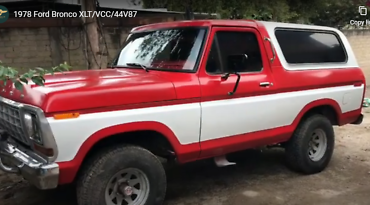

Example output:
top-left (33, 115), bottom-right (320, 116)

top-left (114, 27), bottom-right (207, 72)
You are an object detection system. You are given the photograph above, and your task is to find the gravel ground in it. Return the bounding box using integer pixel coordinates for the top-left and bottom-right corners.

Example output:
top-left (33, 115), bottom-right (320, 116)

top-left (1, 93), bottom-right (370, 205)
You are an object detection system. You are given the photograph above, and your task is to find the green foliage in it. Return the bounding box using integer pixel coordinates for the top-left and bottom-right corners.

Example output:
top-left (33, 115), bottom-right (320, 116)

top-left (0, 61), bottom-right (70, 91)
top-left (142, 0), bottom-right (370, 27)
top-left (142, 0), bottom-right (315, 21)
top-left (309, 0), bottom-right (370, 28)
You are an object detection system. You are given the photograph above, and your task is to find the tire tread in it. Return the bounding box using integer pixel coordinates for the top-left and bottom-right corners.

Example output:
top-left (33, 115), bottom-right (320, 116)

top-left (76, 144), bottom-right (166, 205)
top-left (285, 114), bottom-right (334, 174)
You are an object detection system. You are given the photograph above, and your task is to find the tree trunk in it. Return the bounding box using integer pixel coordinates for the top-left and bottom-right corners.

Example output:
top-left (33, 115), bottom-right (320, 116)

top-left (81, 0), bottom-right (101, 70)
top-left (184, 0), bottom-right (194, 20)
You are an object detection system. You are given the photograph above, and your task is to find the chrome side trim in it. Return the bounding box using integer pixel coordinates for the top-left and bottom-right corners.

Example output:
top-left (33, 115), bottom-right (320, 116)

top-left (264, 37), bottom-right (276, 63)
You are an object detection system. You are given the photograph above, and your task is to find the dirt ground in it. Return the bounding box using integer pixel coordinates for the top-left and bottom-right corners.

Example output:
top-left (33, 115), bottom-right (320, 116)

top-left (1, 94), bottom-right (370, 205)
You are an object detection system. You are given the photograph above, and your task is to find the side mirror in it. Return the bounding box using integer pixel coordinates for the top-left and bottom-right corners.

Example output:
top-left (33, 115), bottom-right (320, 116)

top-left (220, 54), bottom-right (247, 95)
top-left (227, 54), bottom-right (248, 72)
top-left (221, 73), bottom-right (230, 80)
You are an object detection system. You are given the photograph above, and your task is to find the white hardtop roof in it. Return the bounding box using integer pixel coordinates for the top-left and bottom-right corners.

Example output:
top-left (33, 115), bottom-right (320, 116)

top-left (258, 21), bottom-right (340, 33)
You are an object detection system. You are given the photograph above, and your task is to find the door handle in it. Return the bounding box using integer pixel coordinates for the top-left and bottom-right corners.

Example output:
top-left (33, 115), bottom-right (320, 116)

top-left (259, 82), bottom-right (273, 87)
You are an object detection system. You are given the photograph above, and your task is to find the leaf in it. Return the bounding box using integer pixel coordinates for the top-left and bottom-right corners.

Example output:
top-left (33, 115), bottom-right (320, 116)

top-left (21, 72), bottom-right (32, 79)
top-left (29, 69), bottom-right (36, 76)
top-left (35, 67), bottom-right (45, 75)
top-left (14, 81), bottom-right (23, 91)
top-left (57, 63), bottom-right (71, 72)
top-left (31, 76), bottom-right (44, 86)
top-left (7, 68), bottom-right (18, 78)
top-left (35, 67), bottom-right (44, 72)
top-left (19, 77), bottom-right (28, 84)
top-left (0, 61), bottom-right (70, 89)
top-left (0, 67), bottom-right (4, 77)
top-left (40, 76), bottom-right (45, 83)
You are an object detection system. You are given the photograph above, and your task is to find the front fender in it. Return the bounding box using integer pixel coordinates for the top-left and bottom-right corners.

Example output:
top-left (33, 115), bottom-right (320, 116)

top-left (56, 121), bottom-right (200, 184)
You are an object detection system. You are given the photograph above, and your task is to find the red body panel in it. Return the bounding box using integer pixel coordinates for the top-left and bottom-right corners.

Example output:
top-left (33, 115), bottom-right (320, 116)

top-left (0, 69), bottom-right (178, 113)
top-left (3, 20), bottom-right (364, 185)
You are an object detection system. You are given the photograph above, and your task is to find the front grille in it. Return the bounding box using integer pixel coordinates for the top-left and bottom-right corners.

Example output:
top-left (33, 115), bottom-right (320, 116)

top-left (0, 102), bottom-right (29, 146)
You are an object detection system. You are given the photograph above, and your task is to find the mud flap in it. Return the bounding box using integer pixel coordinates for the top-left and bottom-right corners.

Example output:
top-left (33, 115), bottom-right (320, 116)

top-left (351, 114), bottom-right (363, 125)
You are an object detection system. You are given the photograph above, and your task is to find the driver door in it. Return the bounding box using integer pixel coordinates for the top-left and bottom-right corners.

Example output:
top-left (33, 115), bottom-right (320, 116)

top-left (198, 26), bottom-right (276, 158)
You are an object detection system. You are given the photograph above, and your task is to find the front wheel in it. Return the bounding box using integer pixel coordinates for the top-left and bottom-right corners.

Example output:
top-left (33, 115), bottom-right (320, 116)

top-left (77, 145), bottom-right (167, 205)
top-left (285, 114), bottom-right (335, 174)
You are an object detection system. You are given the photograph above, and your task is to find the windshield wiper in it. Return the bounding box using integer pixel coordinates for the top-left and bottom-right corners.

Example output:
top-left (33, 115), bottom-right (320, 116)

top-left (126, 63), bottom-right (149, 72)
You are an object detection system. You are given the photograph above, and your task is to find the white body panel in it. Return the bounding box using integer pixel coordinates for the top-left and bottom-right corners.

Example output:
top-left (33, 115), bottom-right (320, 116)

top-left (49, 85), bottom-right (364, 162)
top-left (47, 102), bottom-right (201, 161)
top-left (200, 85), bottom-right (363, 141)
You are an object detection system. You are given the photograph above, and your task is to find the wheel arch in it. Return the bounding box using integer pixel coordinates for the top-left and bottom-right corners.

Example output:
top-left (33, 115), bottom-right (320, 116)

top-left (293, 98), bottom-right (341, 128)
top-left (57, 121), bottom-right (185, 185)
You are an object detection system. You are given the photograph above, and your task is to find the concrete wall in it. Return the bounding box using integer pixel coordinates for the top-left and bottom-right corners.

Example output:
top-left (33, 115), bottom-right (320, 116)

top-left (0, 16), bottom-right (177, 72)
top-left (0, 27), bottom-right (142, 73)
top-left (1, 27), bottom-right (370, 83)
top-left (342, 30), bottom-right (370, 84)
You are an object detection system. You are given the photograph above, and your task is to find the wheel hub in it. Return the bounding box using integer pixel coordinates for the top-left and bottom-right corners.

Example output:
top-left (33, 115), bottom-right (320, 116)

top-left (118, 183), bottom-right (133, 196)
top-left (308, 128), bottom-right (328, 162)
top-left (105, 168), bottom-right (150, 205)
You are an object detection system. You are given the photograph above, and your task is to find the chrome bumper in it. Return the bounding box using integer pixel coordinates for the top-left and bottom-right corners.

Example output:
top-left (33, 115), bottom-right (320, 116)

top-left (0, 131), bottom-right (59, 190)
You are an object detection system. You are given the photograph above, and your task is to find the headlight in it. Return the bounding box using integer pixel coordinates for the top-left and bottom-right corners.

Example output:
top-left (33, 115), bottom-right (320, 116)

top-left (24, 112), bottom-right (42, 144)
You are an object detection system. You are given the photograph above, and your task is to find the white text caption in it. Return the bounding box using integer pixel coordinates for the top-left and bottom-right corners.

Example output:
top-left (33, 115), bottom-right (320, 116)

top-left (13, 10), bottom-right (137, 18)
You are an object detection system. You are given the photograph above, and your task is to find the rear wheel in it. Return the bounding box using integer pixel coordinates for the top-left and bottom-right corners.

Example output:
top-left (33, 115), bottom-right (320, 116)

top-left (77, 145), bottom-right (166, 205)
top-left (285, 114), bottom-right (335, 174)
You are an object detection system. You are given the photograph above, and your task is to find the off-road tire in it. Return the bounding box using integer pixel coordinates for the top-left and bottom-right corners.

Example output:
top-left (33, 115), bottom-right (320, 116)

top-left (285, 114), bottom-right (335, 174)
top-left (76, 145), bottom-right (167, 205)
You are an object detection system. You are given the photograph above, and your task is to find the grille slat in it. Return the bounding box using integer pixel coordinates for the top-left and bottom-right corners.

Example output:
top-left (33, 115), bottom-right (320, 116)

top-left (0, 102), bottom-right (29, 146)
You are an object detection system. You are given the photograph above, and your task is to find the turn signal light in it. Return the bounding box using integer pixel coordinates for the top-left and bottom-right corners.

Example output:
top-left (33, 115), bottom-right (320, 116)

top-left (53, 112), bottom-right (80, 120)
top-left (33, 143), bottom-right (54, 156)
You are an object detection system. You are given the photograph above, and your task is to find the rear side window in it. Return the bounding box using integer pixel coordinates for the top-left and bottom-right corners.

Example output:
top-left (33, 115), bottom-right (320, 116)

top-left (275, 29), bottom-right (347, 64)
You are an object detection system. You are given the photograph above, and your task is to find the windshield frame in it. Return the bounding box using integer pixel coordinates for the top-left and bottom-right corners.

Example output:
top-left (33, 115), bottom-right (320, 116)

top-left (110, 26), bottom-right (209, 73)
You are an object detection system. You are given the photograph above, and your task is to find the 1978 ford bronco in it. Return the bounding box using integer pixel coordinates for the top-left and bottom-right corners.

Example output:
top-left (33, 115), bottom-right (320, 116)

top-left (0, 20), bottom-right (365, 205)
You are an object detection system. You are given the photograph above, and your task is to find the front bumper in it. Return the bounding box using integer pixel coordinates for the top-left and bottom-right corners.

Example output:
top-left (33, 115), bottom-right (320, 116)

top-left (0, 131), bottom-right (59, 190)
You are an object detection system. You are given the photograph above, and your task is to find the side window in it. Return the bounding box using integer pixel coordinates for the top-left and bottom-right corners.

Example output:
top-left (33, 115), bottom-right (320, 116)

top-left (206, 31), bottom-right (263, 74)
top-left (275, 29), bottom-right (347, 64)
top-left (206, 39), bottom-right (222, 73)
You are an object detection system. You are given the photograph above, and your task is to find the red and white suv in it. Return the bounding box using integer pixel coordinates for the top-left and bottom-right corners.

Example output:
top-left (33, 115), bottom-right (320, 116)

top-left (0, 20), bottom-right (365, 205)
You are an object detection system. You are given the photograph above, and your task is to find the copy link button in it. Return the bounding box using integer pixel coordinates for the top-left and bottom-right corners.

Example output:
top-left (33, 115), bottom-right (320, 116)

top-left (359, 6), bottom-right (367, 16)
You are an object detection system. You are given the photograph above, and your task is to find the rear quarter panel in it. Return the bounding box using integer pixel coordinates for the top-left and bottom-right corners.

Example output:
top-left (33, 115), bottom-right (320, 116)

top-left (256, 21), bottom-right (365, 120)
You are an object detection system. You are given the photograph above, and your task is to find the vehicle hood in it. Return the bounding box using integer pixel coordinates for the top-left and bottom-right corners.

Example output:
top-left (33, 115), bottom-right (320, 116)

top-left (0, 69), bottom-right (177, 113)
